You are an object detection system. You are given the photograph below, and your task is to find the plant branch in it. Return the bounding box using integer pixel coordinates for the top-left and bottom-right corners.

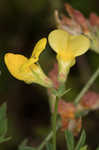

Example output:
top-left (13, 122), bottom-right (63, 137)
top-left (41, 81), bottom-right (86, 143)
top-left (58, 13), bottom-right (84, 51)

top-left (74, 67), bottom-right (99, 105)
top-left (52, 96), bottom-right (59, 150)
top-left (38, 122), bottom-right (60, 150)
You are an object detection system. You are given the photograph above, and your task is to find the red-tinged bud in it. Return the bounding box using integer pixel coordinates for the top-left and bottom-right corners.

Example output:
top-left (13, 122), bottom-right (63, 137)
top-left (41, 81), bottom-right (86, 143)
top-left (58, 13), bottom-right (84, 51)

top-left (68, 118), bottom-right (82, 136)
top-left (61, 15), bottom-right (72, 26)
top-left (58, 100), bottom-right (76, 119)
top-left (58, 100), bottom-right (82, 135)
top-left (61, 119), bottom-right (69, 131)
top-left (55, 3), bottom-right (99, 55)
top-left (64, 3), bottom-right (74, 18)
top-left (78, 91), bottom-right (99, 110)
top-left (90, 13), bottom-right (99, 26)
top-left (73, 10), bottom-right (89, 33)
top-left (73, 10), bottom-right (86, 24)
top-left (60, 116), bottom-right (82, 136)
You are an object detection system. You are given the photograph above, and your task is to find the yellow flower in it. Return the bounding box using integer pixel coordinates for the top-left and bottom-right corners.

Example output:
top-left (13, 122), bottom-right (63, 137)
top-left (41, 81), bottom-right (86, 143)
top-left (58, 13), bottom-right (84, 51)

top-left (4, 38), bottom-right (53, 88)
top-left (48, 29), bottom-right (90, 83)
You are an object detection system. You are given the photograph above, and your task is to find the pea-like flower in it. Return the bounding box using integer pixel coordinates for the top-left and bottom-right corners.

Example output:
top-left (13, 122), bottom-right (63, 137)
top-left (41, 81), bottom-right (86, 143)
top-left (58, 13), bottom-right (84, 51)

top-left (4, 38), bottom-right (53, 88)
top-left (48, 29), bottom-right (90, 83)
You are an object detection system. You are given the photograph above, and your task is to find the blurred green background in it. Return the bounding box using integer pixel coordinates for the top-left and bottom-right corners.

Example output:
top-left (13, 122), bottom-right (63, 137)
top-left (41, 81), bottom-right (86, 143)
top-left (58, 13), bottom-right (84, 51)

top-left (0, 0), bottom-right (99, 150)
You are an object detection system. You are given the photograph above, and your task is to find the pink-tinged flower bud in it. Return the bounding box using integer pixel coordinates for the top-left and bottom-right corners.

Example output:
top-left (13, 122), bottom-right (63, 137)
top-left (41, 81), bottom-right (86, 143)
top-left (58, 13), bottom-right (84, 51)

top-left (58, 100), bottom-right (76, 119)
top-left (68, 118), bottom-right (82, 136)
top-left (89, 13), bottom-right (99, 26)
top-left (58, 100), bottom-right (82, 135)
top-left (54, 10), bottom-right (82, 35)
top-left (61, 15), bottom-right (73, 26)
top-left (64, 3), bottom-right (75, 18)
top-left (54, 3), bottom-right (99, 53)
top-left (73, 10), bottom-right (89, 33)
top-left (77, 91), bottom-right (99, 110)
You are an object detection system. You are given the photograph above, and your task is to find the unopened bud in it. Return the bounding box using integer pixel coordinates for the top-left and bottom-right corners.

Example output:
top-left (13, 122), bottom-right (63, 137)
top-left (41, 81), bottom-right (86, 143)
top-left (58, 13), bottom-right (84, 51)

top-left (73, 10), bottom-right (89, 33)
top-left (68, 118), bottom-right (82, 136)
top-left (64, 3), bottom-right (74, 18)
top-left (90, 13), bottom-right (99, 26)
top-left (77, 91), bottom-right (99, 111)
top-left (58, 100), bottom-right (76, 119)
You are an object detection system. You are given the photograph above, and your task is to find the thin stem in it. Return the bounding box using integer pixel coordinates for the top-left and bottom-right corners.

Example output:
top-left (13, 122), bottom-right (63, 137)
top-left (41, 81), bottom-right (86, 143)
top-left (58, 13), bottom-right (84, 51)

top-left (74, 67), bottom-right (99, 105)
top-left (38, 130), bottom-right (53, 150)
top-left (52, 96), bottom-right (59, 150)
top-left (38, 123), bottom-right (60, 150)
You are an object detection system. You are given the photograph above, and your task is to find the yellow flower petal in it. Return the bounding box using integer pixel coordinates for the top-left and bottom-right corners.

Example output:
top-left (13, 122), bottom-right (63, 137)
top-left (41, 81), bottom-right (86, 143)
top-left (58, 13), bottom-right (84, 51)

top-left (4, 53), bottom-right (34, 83)
top-left (21, 57), bottom-right (36, 71)
top-left (69, 35), bottom-right (90, 56)
top-left (31, 38), bottom-right (47, 62)
top-left (48, 29), bottom-right (69, 54)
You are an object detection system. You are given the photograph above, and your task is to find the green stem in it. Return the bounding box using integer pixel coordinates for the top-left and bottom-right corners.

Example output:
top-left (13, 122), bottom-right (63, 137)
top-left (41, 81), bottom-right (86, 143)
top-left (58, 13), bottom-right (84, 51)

top-left (74, 67), bottom-right (99, 105)
top-left (38, 130), bottom-right (53, 150)
top-left (52, 96), bottom-right (59, 150)
top-left (38, 122), bottom-right (60, 150)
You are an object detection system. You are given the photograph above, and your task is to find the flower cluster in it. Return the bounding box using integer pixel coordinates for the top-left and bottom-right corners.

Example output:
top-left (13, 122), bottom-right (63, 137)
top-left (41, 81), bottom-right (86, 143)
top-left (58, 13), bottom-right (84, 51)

top-left (4, 29), bottom-right (90, 87)
top-left (48, 63), bottom-right (99, 136)
top-left (58, 100), bottom-right (82, 136)
top-left (4, 29), bottom-right (90, 135)
top-left (54, 3), bottom-right (99, 53)
top-left (57, 92), bottom-right (99, 135)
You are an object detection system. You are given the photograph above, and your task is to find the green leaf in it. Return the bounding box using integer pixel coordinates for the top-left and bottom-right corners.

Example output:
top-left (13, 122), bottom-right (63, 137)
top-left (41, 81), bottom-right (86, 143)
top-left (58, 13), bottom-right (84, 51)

top-left (19, 139), bottom-right (36, 150)
top-left (0, 136), bottom-right (11, 143)
top-left (96, 147), bottom-right (99, 150)
top-left (0, 102), bottom-right (11, 143)
top-left (0, 103), bottom-right (7, 137)
top-left (75, 130), bottom-right (86, 150)
top-left (75, 110), bottom-right (89, 118)
top-left (80, 145), bottom-right (87, 150)
top-left (46, 143), bottom-right (53, 150)
top-left (58, 88), bottom-right (72, 97)
top-left (65, 130), bottom-right (75, 150)
top-left (52, 87), bottom-right (71, 98)
top-left (19, 146), bottom-right (36, 150)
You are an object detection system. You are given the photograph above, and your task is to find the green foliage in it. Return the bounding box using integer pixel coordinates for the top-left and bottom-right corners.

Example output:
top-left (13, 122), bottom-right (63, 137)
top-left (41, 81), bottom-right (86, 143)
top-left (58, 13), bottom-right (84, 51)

top-left (75, 110), bottom-right (89, 118)
top-left (52, 86), bottom-right (71, 98)
top-left (65, 130), bottom-right (86, 150)
top-left (80, 146), bottom-right (87, 150)
top-left (96, 147), bottom-right (99, 150)
top-left (75, 130), bottom-right (86, 150)
top-left (0, 103), bottom-right (8, 136)
top-left (46, 143), bottom-right (53, 150)
top-left (65, 130), bottom-right (75, 150)
top-left (0, 103), bottom-right (11, 143)
top-left (19, 139), bottom-right (36, 150)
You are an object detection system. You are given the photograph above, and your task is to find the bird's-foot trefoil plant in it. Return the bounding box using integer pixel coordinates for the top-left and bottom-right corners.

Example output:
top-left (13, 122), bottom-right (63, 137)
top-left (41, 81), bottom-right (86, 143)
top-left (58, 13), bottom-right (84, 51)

top-left (4, 28), bottom-right (91, 150)
top-left (1, 3), bottom-right (99, 150)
